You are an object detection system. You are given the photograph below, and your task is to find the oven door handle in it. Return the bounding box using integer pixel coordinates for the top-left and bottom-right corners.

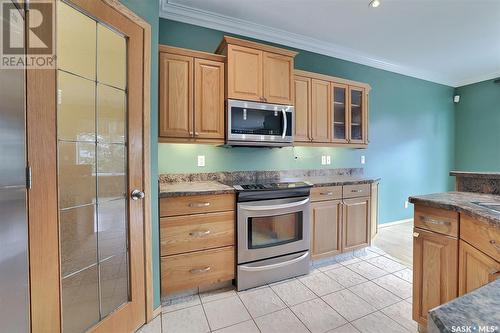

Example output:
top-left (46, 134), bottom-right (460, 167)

top-left (239, 251), bottom-right (309, 272)
top-left (281, 108), bottom-right (287, 139)
top-left (239, 197), bottom-right (309, 211)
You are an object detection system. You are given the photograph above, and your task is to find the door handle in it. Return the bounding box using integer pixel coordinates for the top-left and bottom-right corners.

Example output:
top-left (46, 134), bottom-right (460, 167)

top-left (239, 252), bottom-right (309, 272)
top-left (239, 197), bottom-right (310, 211)
top-left (131, 189), bottom-right (145, 200)
top-left (281, 108), bottom-right (287, 139)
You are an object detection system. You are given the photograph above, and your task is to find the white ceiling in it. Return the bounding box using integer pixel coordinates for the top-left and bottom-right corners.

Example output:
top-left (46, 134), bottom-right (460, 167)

top-left (160, 0), bottom-right (500, 87)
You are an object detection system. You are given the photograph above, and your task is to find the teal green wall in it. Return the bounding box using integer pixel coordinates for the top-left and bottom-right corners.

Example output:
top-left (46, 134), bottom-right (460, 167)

top-left (159, 19), bottom-right (456, 225)
top-left (118, 1), bottom-right (160, 309)
top-left (454, 79), bottom-right (500, 171)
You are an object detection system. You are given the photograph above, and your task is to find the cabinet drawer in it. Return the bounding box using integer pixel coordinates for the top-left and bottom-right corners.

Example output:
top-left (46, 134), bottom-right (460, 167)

top-left (311, 186), bottom-right (342, 202)
top-left (414, 205), bottom-right (458, 237)
top-left (160, 211), bottom-right (235, 256)
top-left (161, 246), bottom-right (235, 295)
top-left (343, 184), bottom-right (370, 199)
top-left (461, 214), bottom-right (500, 262)
top-left (160, 193), bottom-right (235, 217)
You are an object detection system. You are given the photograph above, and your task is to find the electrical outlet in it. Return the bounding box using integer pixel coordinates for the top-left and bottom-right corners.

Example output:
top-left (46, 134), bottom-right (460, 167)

top-left (326, 155), bottom-right (331, 165)
top-left (321, 155), bottom-right (327, 165)
top-left (197, 155), bottom-right (205, 167)
top-left (405, 200), bottom-right (409, 209)
top-left (361, 155), bottom-right (366, 164)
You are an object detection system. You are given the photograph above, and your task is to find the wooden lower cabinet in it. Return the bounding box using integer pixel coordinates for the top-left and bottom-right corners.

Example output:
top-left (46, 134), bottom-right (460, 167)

top-left (459, 240), bottom-right (500, 296)
top-left (342, 197), bottom-right (370, 251)
top-left (412, 227), bottom-right (458, 326)
top-left (161, 246), bottom-right (235, 295)
top-left (311, 200), bottom-right (342, 259)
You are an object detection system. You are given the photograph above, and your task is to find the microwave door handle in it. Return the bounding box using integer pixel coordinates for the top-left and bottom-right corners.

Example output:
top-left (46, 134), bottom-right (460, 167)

top-left (281, 108), bottom-right (287, 139)
top-left (239, 197), bottom-right (310, 211)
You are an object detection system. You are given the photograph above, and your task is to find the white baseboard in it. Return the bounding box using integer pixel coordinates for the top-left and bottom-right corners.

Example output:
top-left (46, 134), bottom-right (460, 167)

top-left (378, 218), bottom-right (413, 229)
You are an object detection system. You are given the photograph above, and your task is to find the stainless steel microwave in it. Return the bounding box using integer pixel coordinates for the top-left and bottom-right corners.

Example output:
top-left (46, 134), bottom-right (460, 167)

top-left (226, 99), bottom-right (294, 147)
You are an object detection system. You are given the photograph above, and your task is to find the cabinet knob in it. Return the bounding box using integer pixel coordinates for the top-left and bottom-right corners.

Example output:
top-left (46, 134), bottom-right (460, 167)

top-left (490, 239), bottom-right (500, 252)
top-left (413, 232), bottom-right (420, 238)
top-left (194, 132), bottom-right (200, 136)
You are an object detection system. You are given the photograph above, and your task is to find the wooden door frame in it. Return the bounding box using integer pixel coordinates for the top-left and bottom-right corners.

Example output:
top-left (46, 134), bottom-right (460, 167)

top-left (26, 1), bottom-right (155, 332)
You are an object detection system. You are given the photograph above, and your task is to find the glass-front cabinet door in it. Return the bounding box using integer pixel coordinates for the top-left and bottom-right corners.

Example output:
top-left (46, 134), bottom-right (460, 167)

top-left (332, 84), bottom-right (348, 143)
top-left (348, 86), bottom-right (366, 143)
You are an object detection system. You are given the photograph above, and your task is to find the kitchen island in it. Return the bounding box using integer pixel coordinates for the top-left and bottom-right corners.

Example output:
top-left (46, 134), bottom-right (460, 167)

top-left (409, 171), bottom-right (500, 332)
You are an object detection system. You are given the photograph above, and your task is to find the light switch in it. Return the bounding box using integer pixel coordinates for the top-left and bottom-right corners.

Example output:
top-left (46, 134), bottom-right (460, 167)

top-left (321, 155), bottom-right (327, 165)
top-left (361, 155), bottom-right (366, 164)
top-left (197, 155), bottom-right (205, 167)
top-left (326, 155), bottom-right (331, 165)
top-left (405, 200), bottom-right (409, 209)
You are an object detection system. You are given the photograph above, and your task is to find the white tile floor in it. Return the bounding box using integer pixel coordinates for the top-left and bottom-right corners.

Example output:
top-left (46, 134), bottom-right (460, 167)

top-left (141, 246), bottom-right (417, 333)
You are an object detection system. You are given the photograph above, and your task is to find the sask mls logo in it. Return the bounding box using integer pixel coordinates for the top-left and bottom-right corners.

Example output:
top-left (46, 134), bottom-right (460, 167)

top-left (1, 1), bottom-right (55, 68)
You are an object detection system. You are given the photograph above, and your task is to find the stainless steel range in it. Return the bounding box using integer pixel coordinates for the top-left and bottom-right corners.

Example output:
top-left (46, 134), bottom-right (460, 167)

top-left (234, 181), bottom-right (312, 291)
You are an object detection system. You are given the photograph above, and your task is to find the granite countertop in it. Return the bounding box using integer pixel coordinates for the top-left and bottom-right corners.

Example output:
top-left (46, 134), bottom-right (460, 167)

top-left (450, 171), bottom-right (500, 179)
top-left (159, 175), bottom-right (380, 197)
top-left (409, 191), bottom-right (500, 227)
top-left (281, 175), bottom-right (380, 187)
top-left (428, 279), bottom-right (500, 333)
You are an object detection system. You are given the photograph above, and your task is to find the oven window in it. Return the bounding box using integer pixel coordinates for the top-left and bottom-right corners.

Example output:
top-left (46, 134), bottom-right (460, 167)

top-left (248, 212), bottom-right (303, 249)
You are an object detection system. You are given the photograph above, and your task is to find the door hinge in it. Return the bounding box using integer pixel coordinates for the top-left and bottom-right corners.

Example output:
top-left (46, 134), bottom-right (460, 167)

top-left (26, 166), bottom-right (32, 190)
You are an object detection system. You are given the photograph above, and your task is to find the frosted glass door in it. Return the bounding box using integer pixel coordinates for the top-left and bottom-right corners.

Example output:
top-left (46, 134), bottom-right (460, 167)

top-left (57, 2), bottom-right (129, 332)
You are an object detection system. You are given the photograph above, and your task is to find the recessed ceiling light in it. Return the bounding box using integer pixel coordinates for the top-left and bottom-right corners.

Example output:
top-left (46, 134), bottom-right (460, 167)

top-left (369, 0), bottom-right (381, 8)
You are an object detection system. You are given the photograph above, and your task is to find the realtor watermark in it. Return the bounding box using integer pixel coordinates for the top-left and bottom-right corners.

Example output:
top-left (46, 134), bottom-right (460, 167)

top-left (451, 324), bottom-right (499, 333)
top-left (1, 1), bottom-right (55, 69)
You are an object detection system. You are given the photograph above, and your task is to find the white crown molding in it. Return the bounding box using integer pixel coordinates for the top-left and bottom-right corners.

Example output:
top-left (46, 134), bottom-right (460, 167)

top-left (159, 1), bottom-right (497, 87)
top-left (453, 70), bottom-right (500, 88)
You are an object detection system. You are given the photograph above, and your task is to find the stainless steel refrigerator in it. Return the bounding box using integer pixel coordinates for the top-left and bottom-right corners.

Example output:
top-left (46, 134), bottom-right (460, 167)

top-left (0, 1), bottom-right (30, 331)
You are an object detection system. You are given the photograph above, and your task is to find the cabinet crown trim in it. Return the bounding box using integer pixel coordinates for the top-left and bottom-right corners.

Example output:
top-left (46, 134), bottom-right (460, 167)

top-left (160, 44), bottom-right (226, 62)
top-left (216, 35), bottom-right (298, 58)
top-left (295, 69), bottom-right (371, 92)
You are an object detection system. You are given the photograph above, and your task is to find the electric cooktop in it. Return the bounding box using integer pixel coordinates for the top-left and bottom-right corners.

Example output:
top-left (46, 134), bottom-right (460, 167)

top-left (233, 181), bottom-right (312, 191)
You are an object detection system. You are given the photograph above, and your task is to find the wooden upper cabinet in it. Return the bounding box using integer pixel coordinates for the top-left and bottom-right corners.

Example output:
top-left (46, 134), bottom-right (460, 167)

top-left (294, 76), bottom-right (311, 142)
top-left (263, 52), bottom-right (294, 104)
top-left (293, 70), bottom-right (371, 147)
top-left (459, 240), bottom-right (500, 296)
top-left (413, 227), bottom-right (458, 326)
top-left (194, 58), bottom-right (225, 139)
top-left (311, 200), bottom-right (342, 259)
top-left (348, 86), bottom-right (367, 144)
top-left (158, 45), bottom-right (225, 142)
top-left (311, 79), bottom-right (331, 143)
top-left (217, 36), bottom-right (297, 104)
top-left (342, 196), bottom-right (370, 251)
top-left (332, 83), bottom-right (349, 143)
top-left (159, 52), bottom-right (193, 138)
top-left (226, 45), bottom-right (263, 102)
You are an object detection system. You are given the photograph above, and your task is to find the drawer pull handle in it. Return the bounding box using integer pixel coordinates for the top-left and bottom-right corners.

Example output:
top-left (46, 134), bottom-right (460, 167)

top-left (351, 189), bottom-right (363, 193)
top-left (321, 192), bottom-right (334, 196)
top-left (189, 202), bottom-right (211, 208)
top-left (189, 230), bottom-right (211, 237)
top-left (190, 267), bottom-right (211, 274)
top-left (420, 216), bottom-right (451, 226)
top-left (413, 232), bottom-right (420, 238)
top-left (489, 239), bottom-right (500, 252)
top-left (489, 269), bottom-right (500, 282)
